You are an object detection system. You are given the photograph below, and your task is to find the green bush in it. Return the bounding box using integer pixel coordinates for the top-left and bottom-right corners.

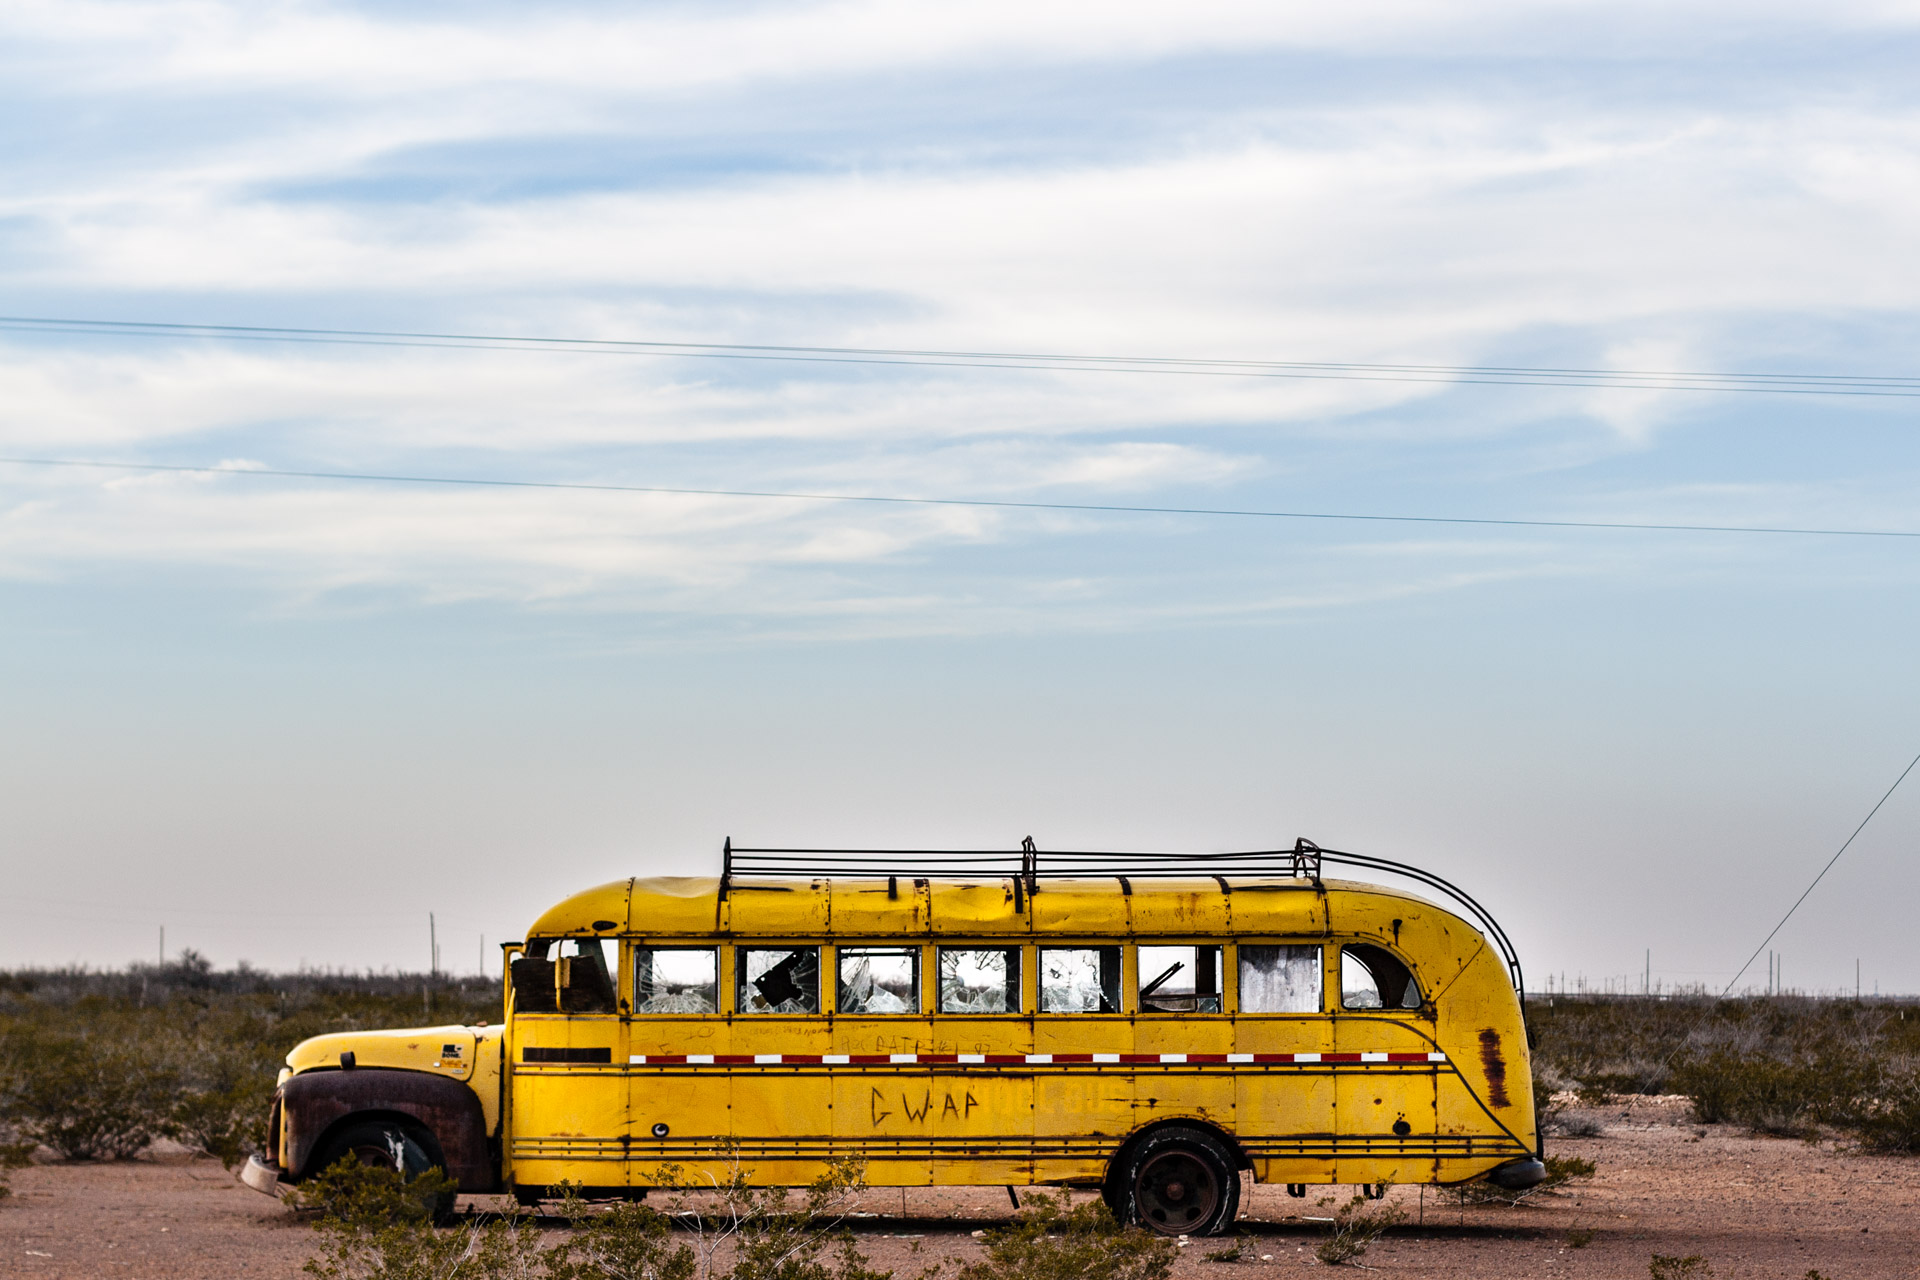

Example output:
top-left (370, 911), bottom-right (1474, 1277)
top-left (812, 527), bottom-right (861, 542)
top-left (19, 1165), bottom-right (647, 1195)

top-left (0, 1139), bottom-right (33, 1202)
top-left (1313, 1192), bottom-right (1404, 1266)
top-left (1529, 994), bottom-right (1920, 1149)
top-left (0, 964), bottom-right (495, 1165)
top-left (957, 1190), bottom-right (1173, 1280)
top-left (295, 1159), bottom-right (460, 1229)
top-left (4, 1032), bottom-right (180, 1159)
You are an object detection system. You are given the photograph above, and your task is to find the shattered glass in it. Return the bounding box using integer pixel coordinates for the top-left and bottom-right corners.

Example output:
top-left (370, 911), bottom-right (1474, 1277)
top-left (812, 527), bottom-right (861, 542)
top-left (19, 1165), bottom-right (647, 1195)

top-left (633, 947), bottom-right (718, 1014)
top-left (1039, 946), bottom-right (1121, 1013)
top-left (1238, 945), bottom-right (1323, 1014)
top-left (738, 947), bottom-right (820, 1014)
top-left (938, 948), bottom-right (1021, 1014)
top-left (837, 947), bottom-right (919, 1014)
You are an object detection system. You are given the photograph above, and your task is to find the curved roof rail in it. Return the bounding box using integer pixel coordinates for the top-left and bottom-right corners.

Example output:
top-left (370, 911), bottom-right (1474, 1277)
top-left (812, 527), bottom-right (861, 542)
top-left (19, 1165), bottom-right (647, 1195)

top-left (719, 835), bottom-right (1524, 1001)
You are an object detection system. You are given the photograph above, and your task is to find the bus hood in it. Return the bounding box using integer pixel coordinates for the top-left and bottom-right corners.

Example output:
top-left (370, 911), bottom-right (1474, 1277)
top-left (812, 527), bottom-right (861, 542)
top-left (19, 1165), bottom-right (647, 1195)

top-left (285, 1024), bottom-right (483, 1083)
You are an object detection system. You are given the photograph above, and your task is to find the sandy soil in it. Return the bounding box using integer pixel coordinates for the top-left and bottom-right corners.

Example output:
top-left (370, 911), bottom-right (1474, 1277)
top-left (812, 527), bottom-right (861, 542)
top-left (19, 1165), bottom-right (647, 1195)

top-left (3, 1100), bottom-right (1916, 1278)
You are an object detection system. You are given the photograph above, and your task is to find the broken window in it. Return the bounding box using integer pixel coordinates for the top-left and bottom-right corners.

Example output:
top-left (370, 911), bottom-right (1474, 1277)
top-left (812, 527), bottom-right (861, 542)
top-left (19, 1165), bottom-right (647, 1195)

top-left (511, 937), bottom-right (618, 1014)
top-left (737, 947), bottom-right (820, 1015)
top-left (836, 946), bottom-right (920, 1014)
top-left (510, 939), bottom-right (558, 1014)
top-left (938, 948), bottom-right (1022, 1014)
top-left (1341, 944), bottom-right (1421, 1010)
top-left (633, 947), bottom-right (718, 1014)
top-left (1238, 945), bottom-right (1323, 1014)
top-left (1137, 945), bottom-right (1223, 1014)
top-left (1038, 946), bottom-right (1121, 1014)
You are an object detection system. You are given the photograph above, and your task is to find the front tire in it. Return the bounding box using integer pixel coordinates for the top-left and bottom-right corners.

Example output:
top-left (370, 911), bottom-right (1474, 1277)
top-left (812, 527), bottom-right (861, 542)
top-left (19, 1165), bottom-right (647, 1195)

top-left (313, 1119), bottom-right (455, 1222)
top-left (1115, 1126), bottom-right (1240, 1237)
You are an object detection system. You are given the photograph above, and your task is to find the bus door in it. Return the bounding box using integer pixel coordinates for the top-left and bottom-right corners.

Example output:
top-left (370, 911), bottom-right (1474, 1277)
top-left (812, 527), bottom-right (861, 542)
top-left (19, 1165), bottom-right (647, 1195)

top-left (507, 936), bottom-right (628, 1191)
top-left (627, 943), bottom-right (727, 1182)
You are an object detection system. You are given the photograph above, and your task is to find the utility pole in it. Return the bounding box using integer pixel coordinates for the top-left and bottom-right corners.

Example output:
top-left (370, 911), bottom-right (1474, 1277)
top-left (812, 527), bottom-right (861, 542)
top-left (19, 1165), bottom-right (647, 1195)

top-left (158, 925), bottom-right (164, 966)
top-left (429, 913), bottom-right (438, 979)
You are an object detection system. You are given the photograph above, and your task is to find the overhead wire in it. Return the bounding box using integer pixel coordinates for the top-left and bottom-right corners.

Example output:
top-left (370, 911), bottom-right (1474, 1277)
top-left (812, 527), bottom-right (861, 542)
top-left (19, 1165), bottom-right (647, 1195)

top-left (3, 314), bottom-right (1919, 397)
top-left (2, 454), bottom-right (1915, 541)
top-left (1714, 747), bottom-right (1920, 1000)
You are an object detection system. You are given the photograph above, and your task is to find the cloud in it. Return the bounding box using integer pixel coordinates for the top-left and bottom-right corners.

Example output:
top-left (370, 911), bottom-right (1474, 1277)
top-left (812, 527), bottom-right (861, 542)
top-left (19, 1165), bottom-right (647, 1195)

top-left (2, 1), bottom-right (1918, 630)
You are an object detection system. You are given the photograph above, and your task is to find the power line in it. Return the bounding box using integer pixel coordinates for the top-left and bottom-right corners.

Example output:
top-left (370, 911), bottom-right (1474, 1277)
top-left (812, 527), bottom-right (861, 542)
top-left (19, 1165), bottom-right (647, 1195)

top-left (3, 314), bottom-right (1917, 398)
top-left (1716, 747), bottom-right (1920, 999)
top-left (3, 454), bottom-right (1916, 540)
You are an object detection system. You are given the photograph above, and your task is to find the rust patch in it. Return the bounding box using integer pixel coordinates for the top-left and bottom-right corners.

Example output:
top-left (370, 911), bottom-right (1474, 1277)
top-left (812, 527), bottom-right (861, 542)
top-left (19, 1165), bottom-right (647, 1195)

top-left (1478, 1028), bottom-right (1510, 1107)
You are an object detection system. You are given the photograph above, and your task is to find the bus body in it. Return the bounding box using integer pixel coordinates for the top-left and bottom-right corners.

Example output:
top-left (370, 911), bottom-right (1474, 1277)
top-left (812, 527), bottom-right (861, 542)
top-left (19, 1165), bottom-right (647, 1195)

top-left (245, 853), bottom-right (1543, 1235)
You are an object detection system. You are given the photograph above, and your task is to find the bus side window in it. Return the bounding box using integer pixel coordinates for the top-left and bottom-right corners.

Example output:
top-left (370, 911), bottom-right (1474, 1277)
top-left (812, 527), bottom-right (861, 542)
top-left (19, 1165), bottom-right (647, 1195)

top-left (1238, 945), bottom-right (1323, 1014)
top-left (938, 948), bottom-right (1022, 1013)
top-left (1039, 946), bottom-right (1121, 1013)
top-left (739, 947), bottom-right (820, 1014)
top-left (557, 938), bottom-right (619, 1014)
top-left (510, 940), bottom-right (558, 1013)
top-left (1341, 944), bottom-right (1421, 1010)
top-left (1137, 945), bottom-right (1222, 1013)
top-left (634, 947), bottom-right (718, 1014)
top-left (838, 946), bottom-right (920, 1014)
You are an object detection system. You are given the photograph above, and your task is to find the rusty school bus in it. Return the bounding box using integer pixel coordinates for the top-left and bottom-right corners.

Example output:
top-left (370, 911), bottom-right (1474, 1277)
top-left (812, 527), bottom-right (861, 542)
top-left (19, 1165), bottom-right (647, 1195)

top-left (243, 839), bottom-right (1544, 1235)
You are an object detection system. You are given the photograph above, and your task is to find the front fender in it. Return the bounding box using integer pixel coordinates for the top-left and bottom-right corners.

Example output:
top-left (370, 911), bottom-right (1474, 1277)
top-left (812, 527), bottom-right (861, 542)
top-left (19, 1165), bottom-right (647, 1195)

top-left (283, 1067), bottom-right (495, 1192)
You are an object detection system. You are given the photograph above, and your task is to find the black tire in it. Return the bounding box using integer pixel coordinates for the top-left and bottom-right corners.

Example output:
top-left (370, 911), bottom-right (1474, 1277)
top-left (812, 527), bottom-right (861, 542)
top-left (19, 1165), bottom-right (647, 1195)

top-left (1114, 1126), bottom-right (1240, 1237)
top-left (314, 1119), bottom-right (455, 1223)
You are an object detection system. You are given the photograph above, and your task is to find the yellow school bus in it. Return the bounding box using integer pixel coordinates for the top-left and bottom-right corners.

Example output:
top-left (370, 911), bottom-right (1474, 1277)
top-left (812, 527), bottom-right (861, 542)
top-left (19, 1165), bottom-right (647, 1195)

top-left (242, 839), bottom-right (1544, 1235)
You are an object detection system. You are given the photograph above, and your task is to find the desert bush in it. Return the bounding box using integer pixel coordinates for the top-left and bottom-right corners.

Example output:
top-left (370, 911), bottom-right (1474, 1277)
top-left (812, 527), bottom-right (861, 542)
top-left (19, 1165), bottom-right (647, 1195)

top-left (295, 1158), bottom-right (461, 1229)
top-left (306, 1155), bottom-right (893, 1280)
top-left (956, 1190), bottom-right (1173, 1280)
top-left (1648, 1254), bottom-right (1712, 1279)
top-left (1529, 994), bottom-right (1920, 1150)
top-left (1314, 1191), bottom-right (1404, 1265)
top-left (2, 1031), bottom-right (180, 1159)
top-left (0, 1139), bottom-right (32, 1202)
top-left (543, 1200), bottom-right (695, 1280)
top-left (1553, 1110), bottom-right (1606, 1138)
top-left (0, 963), bottom-right (494, 1165)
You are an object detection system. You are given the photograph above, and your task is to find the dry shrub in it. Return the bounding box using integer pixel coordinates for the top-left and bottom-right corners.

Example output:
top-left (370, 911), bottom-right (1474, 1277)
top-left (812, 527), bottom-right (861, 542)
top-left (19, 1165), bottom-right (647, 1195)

top-left (295, 1158), bottom-right (460, 1229)
top-left (0, 1139), bottom-right (33, 1202)
top-left (1648, 1254), bottom-right (1712, 1279)
top-left (958, 1190), bottom-right (1173, 1280)
top-left (3, 1032), bottom-right (179, 1159)
top-left (1530, 994), bottom-right (1920, 1150)
top-left (1314, 1191), bottom-right (1404, 1265)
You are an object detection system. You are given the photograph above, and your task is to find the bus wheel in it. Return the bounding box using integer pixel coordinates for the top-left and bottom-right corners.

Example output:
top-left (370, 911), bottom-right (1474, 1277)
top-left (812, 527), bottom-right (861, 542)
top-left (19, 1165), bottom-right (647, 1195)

top-left (1119, 1126), bottom-right (1240, 1237)
top-left (313, 1119), bottom-right (455, 1223)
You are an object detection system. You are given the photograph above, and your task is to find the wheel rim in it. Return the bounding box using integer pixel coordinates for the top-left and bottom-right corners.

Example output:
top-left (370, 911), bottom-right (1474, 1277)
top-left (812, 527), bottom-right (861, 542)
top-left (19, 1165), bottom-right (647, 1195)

top-left (1133, 1148), bottom-right (1220, 1234)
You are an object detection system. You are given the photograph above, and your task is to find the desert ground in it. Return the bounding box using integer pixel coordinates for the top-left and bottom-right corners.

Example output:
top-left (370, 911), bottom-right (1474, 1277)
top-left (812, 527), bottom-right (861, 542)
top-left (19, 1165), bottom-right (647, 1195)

top-left (2, 1099), bottom-right (1914, 1279)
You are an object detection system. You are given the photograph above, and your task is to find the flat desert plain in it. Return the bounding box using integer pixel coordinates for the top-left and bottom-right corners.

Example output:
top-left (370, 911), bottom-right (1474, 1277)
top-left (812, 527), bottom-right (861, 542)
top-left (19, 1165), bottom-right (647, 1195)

top-left (3, 1100), bottom-right (1915, 1278)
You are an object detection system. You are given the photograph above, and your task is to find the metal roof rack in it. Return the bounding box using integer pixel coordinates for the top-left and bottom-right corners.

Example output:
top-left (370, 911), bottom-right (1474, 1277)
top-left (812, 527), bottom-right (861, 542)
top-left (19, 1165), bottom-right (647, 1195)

top-left (718, 835), bottom-right (1524, 1000)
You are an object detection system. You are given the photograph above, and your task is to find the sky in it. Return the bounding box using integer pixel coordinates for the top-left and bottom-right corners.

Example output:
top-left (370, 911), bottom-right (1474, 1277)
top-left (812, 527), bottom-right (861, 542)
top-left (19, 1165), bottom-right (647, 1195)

top-left (3, 0), bottom-right (1919, 994)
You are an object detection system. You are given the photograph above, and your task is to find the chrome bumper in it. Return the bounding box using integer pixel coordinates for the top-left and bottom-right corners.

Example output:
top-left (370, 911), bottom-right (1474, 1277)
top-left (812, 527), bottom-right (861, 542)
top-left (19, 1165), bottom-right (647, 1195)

top-left (239, 1154), bottom-right (290, 1199)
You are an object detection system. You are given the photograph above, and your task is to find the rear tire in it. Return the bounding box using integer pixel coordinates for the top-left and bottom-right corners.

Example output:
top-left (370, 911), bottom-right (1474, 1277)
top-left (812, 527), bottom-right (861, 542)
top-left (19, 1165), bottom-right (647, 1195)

top-left (313, 1119), bottom-right (455, 1223)
top-left (1115, 1126), bottom-right (1240, 1237)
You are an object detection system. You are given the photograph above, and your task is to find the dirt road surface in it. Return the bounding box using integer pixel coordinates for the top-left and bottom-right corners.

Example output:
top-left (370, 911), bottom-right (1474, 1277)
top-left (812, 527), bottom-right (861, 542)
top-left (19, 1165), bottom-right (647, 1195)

top-left (3, 1102), bottom-right (1915, 1278)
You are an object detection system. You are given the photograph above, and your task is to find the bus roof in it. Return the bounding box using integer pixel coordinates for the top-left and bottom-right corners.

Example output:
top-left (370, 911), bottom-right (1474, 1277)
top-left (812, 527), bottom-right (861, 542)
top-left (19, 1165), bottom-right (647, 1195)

top-left (524, 874), bottom-right (1464, 940)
